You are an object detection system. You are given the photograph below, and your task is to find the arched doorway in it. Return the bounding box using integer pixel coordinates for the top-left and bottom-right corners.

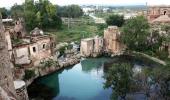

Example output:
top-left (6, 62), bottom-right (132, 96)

top-left (164, 11), bottom-right (167, 15)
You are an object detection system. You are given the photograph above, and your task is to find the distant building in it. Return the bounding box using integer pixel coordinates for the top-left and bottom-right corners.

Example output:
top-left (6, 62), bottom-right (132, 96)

top-left (104, 26), bottom-right (125, 54)
top-left (147, 5), bottom-right (170, 23)
top-left (82, 7), bottom-right (95, 15)
top-left (80, 36), bottom-right (103, 57)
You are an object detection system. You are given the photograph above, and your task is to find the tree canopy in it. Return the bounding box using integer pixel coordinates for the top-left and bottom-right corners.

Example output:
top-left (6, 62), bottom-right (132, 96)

top-left (57, 5), bottom-right (83, 18)
top-left (24, 0), bottom-right (62, 30)
top-left (9, 0), bottom-right (62, 31)
top-left (0, 8), bottom-right (9, 19)
top-left (121, 16), bottom-right (150, 51)
top-left (10, 4), bottom-right (24, 19)
top-left (106, 14), bottom-right (124, 27)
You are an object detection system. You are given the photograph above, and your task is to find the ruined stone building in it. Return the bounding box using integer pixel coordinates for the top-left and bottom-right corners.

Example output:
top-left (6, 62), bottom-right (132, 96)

top-left (80, 26), bottom-right (125, 57)
top-left (147, 5), bottom-right (170, 23)
top-left (147, 5), bottom-right (170, 57)
top-left (80, 36), bottom-right (103, 57)
top-left (104, 26), bottom-right (125, 54)
top-left (3, 19), bottom-right (55, 67)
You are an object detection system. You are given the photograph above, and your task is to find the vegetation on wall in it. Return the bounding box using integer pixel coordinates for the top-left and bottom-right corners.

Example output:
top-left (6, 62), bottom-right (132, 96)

top-left (40, 59), bottom-right (57, 68)
top-left (24, 69), bottom-right (36, 80)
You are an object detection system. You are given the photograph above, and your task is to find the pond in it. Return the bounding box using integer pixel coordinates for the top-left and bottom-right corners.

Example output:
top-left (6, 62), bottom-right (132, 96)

top-left (28, 56), bottom-right (158, 100)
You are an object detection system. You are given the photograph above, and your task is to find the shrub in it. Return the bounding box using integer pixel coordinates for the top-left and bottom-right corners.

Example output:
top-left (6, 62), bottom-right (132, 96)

top-left (24, 69), bottom-right (36, 80)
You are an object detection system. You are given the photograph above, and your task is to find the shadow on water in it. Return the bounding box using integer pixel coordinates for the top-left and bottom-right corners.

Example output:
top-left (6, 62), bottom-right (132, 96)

top-left (27, 72), bottom-right (60, 100)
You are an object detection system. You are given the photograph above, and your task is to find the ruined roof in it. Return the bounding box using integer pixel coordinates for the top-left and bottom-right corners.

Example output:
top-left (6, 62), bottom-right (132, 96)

top-left (151, 15), bottom-right (170, 23)
top-left (30, 27), bottom-right (44, 36)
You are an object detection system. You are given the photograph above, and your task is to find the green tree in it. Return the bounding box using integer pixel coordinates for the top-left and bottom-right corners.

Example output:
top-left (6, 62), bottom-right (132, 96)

top-left (11, 4), bottom-right (24, 19)
top-left (57, 5), bottom-right (83, 18)
top-left (121, 16), bottom-right (150, 51)
top-left (161, 24), bottom-right (170, 43)
top-left (24, 0), bottom-right (38, 30)
top-left (151, 64), bottom-right (170, 99)
top-left (147, 29), bottom-right (163, 53)
top-left (106, 14), bottom-right (124, 27)
top-left (104, 63), bottom-right (133, 99)
top-left (0, 8), bottom-right (9, 19)
top-left (23, 0), bottom-right (62, 30)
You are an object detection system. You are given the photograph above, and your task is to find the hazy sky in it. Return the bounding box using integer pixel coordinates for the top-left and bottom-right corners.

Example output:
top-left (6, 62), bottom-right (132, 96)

top-left (0, 0), bottom-right (170, 8)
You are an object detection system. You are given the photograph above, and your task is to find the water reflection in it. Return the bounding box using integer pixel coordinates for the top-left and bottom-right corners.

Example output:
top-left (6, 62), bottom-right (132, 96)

top-left (27, 55), bottom-right (160, 100)
top-left (28, 57), bottom-right (113, 100)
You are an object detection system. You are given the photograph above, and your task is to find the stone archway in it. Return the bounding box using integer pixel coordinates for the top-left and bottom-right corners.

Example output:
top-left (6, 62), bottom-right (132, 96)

top-left (162, 9), bottom-right (169, 15)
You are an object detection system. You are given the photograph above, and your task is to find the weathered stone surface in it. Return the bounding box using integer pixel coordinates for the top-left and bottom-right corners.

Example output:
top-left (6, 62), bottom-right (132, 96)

top-left (80, 36), bottom-right (103, 57)
top-left (0, 86), bottom-right (13, 100)
top-left (104, 26), bottom-right (125, 54)
top-left (0, 16), bottom-right (16, 99)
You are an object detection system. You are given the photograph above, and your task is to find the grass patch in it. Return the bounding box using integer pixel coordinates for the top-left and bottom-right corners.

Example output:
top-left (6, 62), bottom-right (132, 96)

top-left (44, 16), bottom-right (105, 43)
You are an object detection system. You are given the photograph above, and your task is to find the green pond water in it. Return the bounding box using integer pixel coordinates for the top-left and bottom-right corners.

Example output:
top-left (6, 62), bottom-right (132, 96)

top-left (28, 56), bottom-right (157, 100)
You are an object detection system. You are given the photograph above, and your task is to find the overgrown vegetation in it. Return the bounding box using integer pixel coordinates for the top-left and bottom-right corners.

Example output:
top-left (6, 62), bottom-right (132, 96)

top-left (121, 16), bottom-right (150, 51)
top-left (106, 14), bottom-right (125, 27)
top-left (2, 0), bottom-right (84, 31)
top-left (24, 69), bottom-right (36, 80)
top-left (47, 17), bottom-right (102, 42)
top-left (40, 59), bottom-right (58, 68)
top-left (11, 38), bottom-right (24, 45)
top-left (57, 5), bottom-right (83, 18)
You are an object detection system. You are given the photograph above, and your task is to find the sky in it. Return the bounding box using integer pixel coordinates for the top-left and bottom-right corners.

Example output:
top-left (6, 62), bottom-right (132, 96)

top-left (0, 0), bottom-right (170, 8)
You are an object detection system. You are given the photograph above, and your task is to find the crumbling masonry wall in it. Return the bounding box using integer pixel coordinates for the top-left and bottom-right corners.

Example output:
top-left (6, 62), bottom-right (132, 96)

top-left (0, 16), bottom-right (16, 99)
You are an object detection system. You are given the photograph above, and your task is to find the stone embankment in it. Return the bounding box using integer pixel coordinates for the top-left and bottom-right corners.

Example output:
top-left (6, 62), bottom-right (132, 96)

top-left (132, 51), bottom-right (166, 66)
top-left (25, 53), bottom-right (81, 86)
top-left (58, 54), bottom-right (81, 68)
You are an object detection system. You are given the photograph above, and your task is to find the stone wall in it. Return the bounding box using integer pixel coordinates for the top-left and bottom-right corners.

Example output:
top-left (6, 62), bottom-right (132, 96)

top-left (104, 26), bottom-right (125, 54)
top-left (13, 45), bottom-right (31, 65)
top-left (80, 36), bottom-right (103, 57)
top-left (29, 37), bottom-right (52, 66)
top-left (81, 38), bottom-right (94, 57)
top-left (0, 16), bottom-right (16, 99)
